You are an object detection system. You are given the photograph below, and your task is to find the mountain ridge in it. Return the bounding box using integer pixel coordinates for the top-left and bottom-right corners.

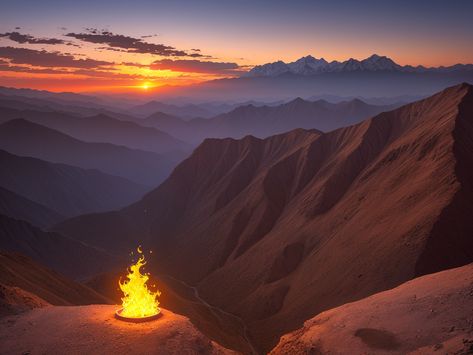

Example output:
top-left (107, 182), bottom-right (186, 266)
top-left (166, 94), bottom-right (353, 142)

top-left (0, 105), bottom-right (188, 154)
top-left (247, 54), bottom-right (473, 77)
top-left (0, 118), bottom-right (176, 186)
top-left (0, 186), bottom-right (63, 228)
top-left (0, 149), bottom-right (148, 218)
top-left (141, 97), bottom-right (398, 143)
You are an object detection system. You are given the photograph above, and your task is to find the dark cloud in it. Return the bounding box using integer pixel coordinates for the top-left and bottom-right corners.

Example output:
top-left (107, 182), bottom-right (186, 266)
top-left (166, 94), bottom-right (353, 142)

top-left (150, 59), bottom-right (241, 74)
top-left (0, 32), bottom-right (66, 45)
top-left (0, 46), bottom-right (112, 69)
top-left (66, 29), bottom-right (202, 57)
top-left (188, 52), bottom-right (208, 58)
top-left (141, 34), bottom-right (158, 39)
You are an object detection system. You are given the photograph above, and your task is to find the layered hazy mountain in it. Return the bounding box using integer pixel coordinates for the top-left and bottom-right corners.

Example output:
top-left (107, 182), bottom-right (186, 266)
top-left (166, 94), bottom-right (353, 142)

top-left (0, 106), bottom-right (188, 155)
top-left (0, 119), bottom-right (176, 186)
top-left (0, 149), bottom-right (147, 219)
top-left (0, 186), bottom-right (63, 228)
top-left (141, 97), bottom-right (399, 143)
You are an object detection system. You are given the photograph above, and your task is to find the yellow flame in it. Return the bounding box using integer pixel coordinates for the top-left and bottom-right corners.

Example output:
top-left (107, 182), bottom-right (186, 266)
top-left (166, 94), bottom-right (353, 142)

top-left (119, 247), bottom-right (161, 318)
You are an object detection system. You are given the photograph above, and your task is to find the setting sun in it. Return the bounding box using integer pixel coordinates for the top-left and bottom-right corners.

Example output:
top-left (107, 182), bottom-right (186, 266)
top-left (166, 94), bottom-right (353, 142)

top-left (141, 82), bottom-right (151, 90)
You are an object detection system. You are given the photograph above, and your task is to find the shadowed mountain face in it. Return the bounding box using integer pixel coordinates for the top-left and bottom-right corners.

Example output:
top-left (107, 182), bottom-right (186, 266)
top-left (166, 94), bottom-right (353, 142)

top-left (0, 186), bottom-right (63, 228)
top-left (53, 84), bottom-right (473, 352)
top-left (0, 252), bottom-right (111, 305)
top-left (0, 119), bottom-right (176, 187)
top-left (0, 149), bottom-right (148, 218)
top-left (0, 106), bottom-right (188, 155)
top-left (0, 215), bottom-right (120, 280)
top-left (141, 98), bottom-right (399, 144)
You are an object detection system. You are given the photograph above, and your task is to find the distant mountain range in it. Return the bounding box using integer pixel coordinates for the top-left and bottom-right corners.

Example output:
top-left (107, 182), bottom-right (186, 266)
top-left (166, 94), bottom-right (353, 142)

top-left (141, 97), bottom-right (400, 143)
top-left (130, 100), bottom-right (226, 119)
top-left (0, 106), bottom-right (188, 155)
top-left (247, 54), bottom-right (473, 77)
top-left (0, 149), bottom-right (147, 219)
top-left (0, 119), bottom-right (176, 186)
top-left (153, 55), bottom-right (473, 101)
top-left (0, 92), bottom-right (138, 122)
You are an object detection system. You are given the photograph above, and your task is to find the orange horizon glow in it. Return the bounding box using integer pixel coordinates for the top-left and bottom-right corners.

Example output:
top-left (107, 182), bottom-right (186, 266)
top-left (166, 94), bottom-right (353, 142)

top-left (1, 34), bottom-right (472, 93)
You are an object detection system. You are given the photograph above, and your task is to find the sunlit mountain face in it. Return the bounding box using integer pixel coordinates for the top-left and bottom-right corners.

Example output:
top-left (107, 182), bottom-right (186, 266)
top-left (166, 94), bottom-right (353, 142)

top-left (1, 1), bottom-right (473, 355)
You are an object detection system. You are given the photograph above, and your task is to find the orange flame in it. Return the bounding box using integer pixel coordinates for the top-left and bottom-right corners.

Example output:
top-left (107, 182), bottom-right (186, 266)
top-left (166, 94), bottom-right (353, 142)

top-left (118, 247), bottom-right (161, 318)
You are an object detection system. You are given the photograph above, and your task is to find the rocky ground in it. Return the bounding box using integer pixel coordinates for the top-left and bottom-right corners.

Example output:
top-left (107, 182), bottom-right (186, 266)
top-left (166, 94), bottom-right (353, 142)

top-left (0, 305), bottom-right (236, 355)
top-left (270, 264), bottom-right (473, 354)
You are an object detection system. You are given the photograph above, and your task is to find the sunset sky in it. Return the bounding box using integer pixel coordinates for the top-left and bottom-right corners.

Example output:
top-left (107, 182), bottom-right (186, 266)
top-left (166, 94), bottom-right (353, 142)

top-left (1, 0), bottom-right (472, 93)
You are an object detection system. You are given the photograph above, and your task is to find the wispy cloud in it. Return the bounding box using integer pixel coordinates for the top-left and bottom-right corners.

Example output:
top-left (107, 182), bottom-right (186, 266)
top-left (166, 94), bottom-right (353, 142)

top-left (66, 29), bottom-right (202, 57)
top-left (150, 59), bottom-right (241, 74)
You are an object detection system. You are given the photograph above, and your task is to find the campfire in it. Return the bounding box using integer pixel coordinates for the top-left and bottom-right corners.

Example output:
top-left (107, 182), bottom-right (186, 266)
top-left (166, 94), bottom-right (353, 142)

top-left (115, 247), bottom-right (162, 322)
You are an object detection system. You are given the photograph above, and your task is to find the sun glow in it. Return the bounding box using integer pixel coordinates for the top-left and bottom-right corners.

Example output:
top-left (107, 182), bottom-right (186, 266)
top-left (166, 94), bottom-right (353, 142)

top-left (117, 247), bottom-right (161, 319)
top-left (141, 82), bottom-right (151, 90)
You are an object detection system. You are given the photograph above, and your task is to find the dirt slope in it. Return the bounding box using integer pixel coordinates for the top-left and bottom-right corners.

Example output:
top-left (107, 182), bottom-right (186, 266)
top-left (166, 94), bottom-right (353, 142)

top-left (0, 305), bottom-right (237, 355)
top-left (270, 263), bottom-right (473, 354)
top-left (0, 252), bottom-right (111, 305)
top-left (0, 283), bottom-right (49, 317)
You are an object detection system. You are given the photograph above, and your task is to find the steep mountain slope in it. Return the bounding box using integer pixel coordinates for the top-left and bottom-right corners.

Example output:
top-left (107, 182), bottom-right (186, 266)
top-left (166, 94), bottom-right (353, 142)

top-left (0, 252), bottom-right (111, 305)
top-left (0, 186), bottom-right (63, 228)
top-left (142, 98), bottom-right (397, 143)
top-left (271, 263), bottom-right (473, 354)
top-left (0, 149), bottom-right (147, 218)
top-left (0, 215), bottom-right (119, 279)
top-left (0, 106), bottom-right (188, 154)
top-left (54, 84), bottom-right (473, 352)
top-left (0, 119), bottom-right (176, 186)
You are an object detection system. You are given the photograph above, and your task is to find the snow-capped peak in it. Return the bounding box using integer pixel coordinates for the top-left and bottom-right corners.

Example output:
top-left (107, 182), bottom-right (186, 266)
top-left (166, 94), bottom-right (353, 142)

top-left (245, 54), bottom-right (469, 77)
top-left (288, 55), bottom-right (328, 75)
top-left (245, 60), bottom-right (290, 77)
